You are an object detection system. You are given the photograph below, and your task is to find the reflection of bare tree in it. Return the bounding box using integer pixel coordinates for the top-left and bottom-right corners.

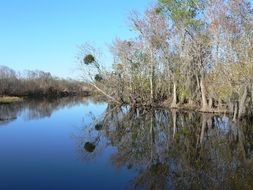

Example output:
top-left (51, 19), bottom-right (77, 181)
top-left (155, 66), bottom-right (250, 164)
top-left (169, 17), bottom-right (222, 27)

top-left (74, 104), bottom-right (119, 161)
top-left (79, 106), bottom-right (253, 189)
top-left (23, 97), bottom-right (89, 120)
top-left (0, 103), bottom-right (22, 126)
top-left (75, 124), bottom-right (106, 162)
top-left (0, 97), bottom-right (94, 125)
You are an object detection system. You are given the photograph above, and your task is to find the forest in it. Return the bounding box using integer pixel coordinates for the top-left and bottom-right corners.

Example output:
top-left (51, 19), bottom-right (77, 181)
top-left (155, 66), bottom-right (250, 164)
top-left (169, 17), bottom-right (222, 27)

top-left (0, 65), bottom-right (89, 98)
top-left (80, 0), bottom-right (253, 121)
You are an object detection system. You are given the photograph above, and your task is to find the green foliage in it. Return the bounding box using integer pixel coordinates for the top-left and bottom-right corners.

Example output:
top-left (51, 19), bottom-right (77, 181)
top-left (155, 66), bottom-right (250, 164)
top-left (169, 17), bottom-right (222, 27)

top-left (83, 54), bottom-right (95, 65)
top-left (84, 142), bottom-right (96, 153)
top-left (150, 163), bottom-right (167, 175)
top-left (178, 85), bottom-right (189, 101)
top-left (95, 74), bottom-right (103, 82)
top-left (154, 6), bottom-right (163, 14)
top-left (95, 123), bottom-right (103, 130)
top-left (158, 0), bottom-right (204, 29)
top-left (216, 85), bottom-right (233, 101)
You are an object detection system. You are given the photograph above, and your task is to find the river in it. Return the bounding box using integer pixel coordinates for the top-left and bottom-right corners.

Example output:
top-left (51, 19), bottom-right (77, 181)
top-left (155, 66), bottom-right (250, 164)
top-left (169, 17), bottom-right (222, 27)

top-left (0, 97), bottom-right (252, 189)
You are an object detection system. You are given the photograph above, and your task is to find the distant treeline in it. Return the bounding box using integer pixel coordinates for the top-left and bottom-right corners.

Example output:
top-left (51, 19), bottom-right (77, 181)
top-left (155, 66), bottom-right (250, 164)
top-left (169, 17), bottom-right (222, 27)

top-left (0, 65), bottom-right (89, 97)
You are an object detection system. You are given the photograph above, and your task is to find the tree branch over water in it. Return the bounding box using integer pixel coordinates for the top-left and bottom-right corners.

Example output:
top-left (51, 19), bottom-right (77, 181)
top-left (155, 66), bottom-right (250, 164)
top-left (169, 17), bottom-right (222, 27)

top-left (79, 1), bottom-right (253, 120)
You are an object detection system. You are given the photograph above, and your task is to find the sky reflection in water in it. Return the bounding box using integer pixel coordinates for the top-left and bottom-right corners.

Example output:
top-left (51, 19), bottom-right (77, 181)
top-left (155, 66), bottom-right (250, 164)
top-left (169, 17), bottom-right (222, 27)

top-left (0, 98), bottom-right (252, 190)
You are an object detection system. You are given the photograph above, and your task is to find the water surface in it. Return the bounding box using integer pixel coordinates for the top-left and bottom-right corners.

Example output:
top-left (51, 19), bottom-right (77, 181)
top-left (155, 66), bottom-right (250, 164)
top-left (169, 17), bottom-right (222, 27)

top-left (0, 98), bottom-right (252, 189)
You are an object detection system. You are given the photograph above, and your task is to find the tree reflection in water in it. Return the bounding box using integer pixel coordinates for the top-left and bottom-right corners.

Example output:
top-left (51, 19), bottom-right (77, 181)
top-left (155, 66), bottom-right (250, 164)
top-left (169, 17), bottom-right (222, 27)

top-left (0, 97), bottom-right (92, 125)
top-left (79, 105), bottom-right (253, 190)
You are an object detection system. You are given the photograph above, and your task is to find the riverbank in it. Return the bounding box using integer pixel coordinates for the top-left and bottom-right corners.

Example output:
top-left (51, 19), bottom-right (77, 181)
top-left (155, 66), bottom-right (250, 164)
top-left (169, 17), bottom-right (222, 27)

top-left (162, 103), bottom-right (230, 114)
top-left (0, 90), bottom-right (93, 104)
top-left (0, 96), bottom-right (23, 104)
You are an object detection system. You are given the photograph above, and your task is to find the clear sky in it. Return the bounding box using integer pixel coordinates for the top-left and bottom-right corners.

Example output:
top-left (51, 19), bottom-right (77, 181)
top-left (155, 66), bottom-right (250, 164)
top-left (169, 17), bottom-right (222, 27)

top-left (0, 0), bottom-right (155, 79)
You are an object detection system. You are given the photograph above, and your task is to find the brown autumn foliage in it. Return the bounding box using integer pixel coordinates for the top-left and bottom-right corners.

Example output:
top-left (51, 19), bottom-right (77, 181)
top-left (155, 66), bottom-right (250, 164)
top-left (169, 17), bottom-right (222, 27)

top-left (79, 0), bottom-right (253, 120)
top-left (0, 65), bottom-right (89, 98)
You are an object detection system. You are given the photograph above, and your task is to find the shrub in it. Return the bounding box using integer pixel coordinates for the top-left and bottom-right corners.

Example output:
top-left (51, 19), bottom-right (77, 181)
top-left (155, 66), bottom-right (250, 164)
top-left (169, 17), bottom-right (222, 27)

top-left (83, 54), bottom-right (95, 65)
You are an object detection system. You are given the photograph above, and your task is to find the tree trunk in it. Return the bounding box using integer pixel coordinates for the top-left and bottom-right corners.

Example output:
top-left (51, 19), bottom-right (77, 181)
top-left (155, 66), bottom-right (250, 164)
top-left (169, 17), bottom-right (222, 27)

top-left (149, 111), bottom-right (154, 161)
top-left (172, 110), bottom-right (177, 138)
top-left (200, 114), bottom-right (207, 145)
top-left (228, 101), bottom-right (234, 113)
top-left (149, 49), bottom-right (155, 105)
top-left (208, 97), bottom-right (213, 110)
top-left (90, 82), bottom-right (120, 104)
top-left (196, 74), bottom-right (200, 90)
top-left (200, 75), bottom-right (208, 112)
top-left (150, 73), bottom-right (154, 104)
top-left (218, 98), bottom-right (222, 111)
top-left (233, 102), bottom-right (238, 122)
top-left (251, 84), bottom-right (253, 102)
top-left (238, 86), bottom-right (248, 119)
top-left (171, 81), bottom-right (177, 108)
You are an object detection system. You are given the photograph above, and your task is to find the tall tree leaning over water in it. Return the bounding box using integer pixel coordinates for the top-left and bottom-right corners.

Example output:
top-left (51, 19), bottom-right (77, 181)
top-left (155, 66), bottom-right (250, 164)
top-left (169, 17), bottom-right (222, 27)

top-left (80, 0), bottom-right (253, 120)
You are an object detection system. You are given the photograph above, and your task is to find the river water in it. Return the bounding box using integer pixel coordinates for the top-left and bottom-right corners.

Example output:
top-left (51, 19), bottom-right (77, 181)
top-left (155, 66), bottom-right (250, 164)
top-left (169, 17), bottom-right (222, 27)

top-left (0, 97), bottom-right (252, 189)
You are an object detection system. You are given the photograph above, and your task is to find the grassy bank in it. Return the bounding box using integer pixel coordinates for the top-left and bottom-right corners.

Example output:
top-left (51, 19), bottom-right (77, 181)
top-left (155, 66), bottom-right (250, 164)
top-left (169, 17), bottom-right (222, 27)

top-left (0, 96), bottom-right (23, 104)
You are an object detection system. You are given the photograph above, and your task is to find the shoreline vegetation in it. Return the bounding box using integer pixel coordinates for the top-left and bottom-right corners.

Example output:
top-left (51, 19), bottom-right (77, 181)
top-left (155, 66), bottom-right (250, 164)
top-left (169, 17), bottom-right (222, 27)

top-left (0, 96), bottom-right (23, 104)
top-left (0, 65), bottom-right (92, 103)
top-left (78, 0), bottom-right (253, 121)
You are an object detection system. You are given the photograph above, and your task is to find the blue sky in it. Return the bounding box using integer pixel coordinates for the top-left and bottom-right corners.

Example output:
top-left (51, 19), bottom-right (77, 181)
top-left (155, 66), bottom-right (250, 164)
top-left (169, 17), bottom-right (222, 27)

top-left (0, 0), bottom-right (155, 78)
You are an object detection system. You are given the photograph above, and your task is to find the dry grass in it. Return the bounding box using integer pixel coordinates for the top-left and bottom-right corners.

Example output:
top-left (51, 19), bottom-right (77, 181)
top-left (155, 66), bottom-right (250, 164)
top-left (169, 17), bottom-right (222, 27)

top-left (0, 96), bottom-right (23, 104)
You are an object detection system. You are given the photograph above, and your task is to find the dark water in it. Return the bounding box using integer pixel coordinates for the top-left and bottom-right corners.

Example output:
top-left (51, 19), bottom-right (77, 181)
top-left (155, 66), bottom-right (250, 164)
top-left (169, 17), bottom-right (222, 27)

top-left (0, 98), bottom-right (252, 190)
